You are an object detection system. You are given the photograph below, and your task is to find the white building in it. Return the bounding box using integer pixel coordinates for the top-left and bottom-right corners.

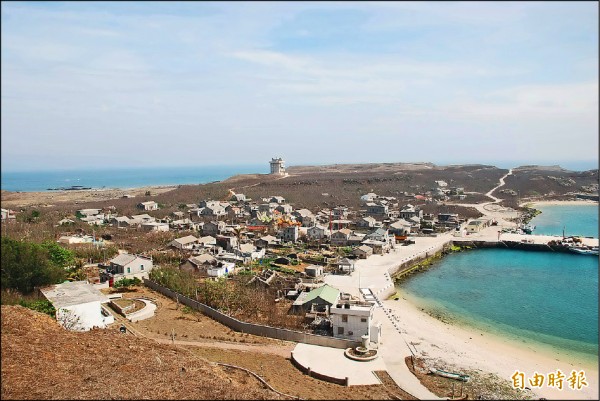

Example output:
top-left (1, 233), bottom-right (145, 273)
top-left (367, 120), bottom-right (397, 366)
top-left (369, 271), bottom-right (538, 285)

top-left (40, 281), bottom-right (114, 331)
top-left (280, 225), bottom-right (299, 243)
top-left (141, 222), bottom-right (169, 232)
top-left (168, 235), bottom-right (199, 250)
top-left (108, 253), bottom-right (154, 281)
top-left (330, 302), bottom-right (374, 341)
top-left (269, 157), bottom-right (286, 175)
top-left (137, 201), bottom-right (159, 211)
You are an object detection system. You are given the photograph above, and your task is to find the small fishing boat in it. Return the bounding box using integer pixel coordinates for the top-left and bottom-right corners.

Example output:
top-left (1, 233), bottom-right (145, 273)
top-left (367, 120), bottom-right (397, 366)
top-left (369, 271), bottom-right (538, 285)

top-left (429, 368), bottom-right (470, 382)
top-left (521, 223), bottom-right (535, 234)
top-left (569, 247), bottom-right (599, 256)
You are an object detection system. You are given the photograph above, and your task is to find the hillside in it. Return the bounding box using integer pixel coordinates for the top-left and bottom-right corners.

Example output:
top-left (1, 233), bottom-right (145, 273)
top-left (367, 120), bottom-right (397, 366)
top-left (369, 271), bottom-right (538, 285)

top-left (1, 162), bottom-right (597, 217)
top-left (0, 305), bottom-right (281, 400)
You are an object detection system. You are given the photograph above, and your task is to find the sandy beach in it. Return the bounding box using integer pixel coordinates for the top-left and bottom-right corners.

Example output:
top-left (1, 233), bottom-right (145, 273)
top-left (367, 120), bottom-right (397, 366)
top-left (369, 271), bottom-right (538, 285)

top-left (522, 199), bottom-right (599, 208)
top-left (384, 292), bottom-right (598, 400)
top-left (326, 225), bottom-right (598, 399)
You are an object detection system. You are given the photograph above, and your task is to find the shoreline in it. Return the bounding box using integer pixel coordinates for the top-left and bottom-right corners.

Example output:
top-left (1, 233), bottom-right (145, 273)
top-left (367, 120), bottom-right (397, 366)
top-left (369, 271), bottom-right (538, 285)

top-left (328, 228), bottom-right (598, 399)
top-left (521, 199), bottom-right (599, 208)
top-left (384, 292), bottom-right (598, 400)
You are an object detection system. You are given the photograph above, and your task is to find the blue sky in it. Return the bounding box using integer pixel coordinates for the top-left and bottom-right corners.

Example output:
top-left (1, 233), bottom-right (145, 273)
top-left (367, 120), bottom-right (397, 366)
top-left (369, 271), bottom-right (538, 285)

top-left (1, 1), bottom-right (598, 171)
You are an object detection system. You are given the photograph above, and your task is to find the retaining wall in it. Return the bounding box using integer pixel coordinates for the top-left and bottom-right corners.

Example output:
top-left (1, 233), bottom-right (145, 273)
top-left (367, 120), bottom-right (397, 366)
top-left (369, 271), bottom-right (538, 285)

top-left (290, 351), bottom-right (349, 386)
top-left (143, 279), bottom-right (360, 349)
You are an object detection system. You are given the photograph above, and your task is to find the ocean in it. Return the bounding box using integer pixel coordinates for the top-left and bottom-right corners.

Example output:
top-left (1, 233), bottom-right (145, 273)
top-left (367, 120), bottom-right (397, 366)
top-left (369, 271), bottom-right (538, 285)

top-left (0, 165), bottom-right (265, 192)
top-left (531, 203), bottom-right (599, 238)
top-left (398, 204), bottom-right (599, 364)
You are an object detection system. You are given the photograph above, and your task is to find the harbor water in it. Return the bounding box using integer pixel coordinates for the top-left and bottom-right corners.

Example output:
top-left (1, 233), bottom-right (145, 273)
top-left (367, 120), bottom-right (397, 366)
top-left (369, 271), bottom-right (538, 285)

top-left (398, 204), bottom-right (599, 365)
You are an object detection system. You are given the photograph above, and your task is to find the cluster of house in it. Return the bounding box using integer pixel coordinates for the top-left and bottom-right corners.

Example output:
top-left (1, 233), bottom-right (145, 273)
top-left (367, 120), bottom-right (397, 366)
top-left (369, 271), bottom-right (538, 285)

top-left (60, 183), bottom-right (471, 282)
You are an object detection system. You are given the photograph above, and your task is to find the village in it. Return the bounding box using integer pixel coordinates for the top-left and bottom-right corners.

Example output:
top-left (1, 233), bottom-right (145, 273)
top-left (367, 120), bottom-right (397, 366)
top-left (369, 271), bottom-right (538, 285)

top-left (3, 159), bottom-right (599, 400)
top-left (14, 159), bottom-right (486, 340)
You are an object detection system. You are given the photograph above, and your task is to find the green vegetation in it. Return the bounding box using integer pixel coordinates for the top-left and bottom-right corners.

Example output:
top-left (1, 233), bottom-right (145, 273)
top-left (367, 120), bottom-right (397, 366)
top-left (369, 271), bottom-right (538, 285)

top-left (18, 299), bottom-right (56, 316)
top-left (19, 210), bottom-right (40, 223)
top-left (113, 277), bottom-right (142, 289)
top-left (41, 241), bottom-right (75, 267)
top-left (149, 267), bottom-right (277, 318)
top-left (1, 237), bottom-right (67, 294)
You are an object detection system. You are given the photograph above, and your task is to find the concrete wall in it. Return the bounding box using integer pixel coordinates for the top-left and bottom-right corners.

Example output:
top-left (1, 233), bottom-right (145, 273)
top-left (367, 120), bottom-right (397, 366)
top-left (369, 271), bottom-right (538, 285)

top-left (143, 279), bottom-right (360, 349)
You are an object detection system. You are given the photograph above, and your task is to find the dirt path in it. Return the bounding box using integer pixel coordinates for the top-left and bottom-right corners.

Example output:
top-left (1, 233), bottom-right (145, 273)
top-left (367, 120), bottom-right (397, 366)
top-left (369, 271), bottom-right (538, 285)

top-left (152, 337), bottom-right (294, 358)
top-left (447, 168), bottom-right (519, 226)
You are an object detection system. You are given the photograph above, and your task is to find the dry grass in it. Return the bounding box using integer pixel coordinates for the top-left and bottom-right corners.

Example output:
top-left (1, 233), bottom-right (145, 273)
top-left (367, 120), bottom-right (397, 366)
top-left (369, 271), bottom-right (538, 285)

top-left (1, 305), bottom-right (282, 400)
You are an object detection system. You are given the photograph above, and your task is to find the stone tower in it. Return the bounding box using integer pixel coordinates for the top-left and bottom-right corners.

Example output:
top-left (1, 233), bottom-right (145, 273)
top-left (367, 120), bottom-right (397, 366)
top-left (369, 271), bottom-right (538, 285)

top-left (269, 157), bottom-right (286, 175)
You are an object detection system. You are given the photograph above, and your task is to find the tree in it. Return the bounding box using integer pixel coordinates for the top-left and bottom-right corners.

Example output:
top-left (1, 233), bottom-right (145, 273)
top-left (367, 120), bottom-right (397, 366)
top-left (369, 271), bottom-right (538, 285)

top-left (1, 237), bottom-right (67, 294)
top-left (41, 241), bottom-right (75, 268)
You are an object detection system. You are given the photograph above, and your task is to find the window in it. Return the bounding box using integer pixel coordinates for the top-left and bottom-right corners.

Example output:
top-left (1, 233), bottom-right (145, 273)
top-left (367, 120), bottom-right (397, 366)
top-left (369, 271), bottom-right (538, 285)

top-left (127, 267), bottom-right (130, 274)
top-left (140, 265), bottom-right (144, 270)
top-left (337, 327), bottom-right (344, 335)
top-left (342, 314), bottom-right (348, 322)
top-left (361, 318), bottom-right (367, 322)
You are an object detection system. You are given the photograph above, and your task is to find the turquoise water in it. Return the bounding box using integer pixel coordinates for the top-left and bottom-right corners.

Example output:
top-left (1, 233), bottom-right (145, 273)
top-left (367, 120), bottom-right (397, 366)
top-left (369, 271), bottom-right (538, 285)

top-left (398, 248), bottom-right (598, 362)
top-left (531, 203), bottom-right (598, 238)
top-left (0, 164), bottom-right (264, 192)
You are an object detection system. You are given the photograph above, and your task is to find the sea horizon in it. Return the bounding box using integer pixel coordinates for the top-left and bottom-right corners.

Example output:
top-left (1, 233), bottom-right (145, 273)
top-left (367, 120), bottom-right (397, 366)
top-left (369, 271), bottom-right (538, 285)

top-left (2, 160), bottom-right (598, 193)
top-left (1, 164), bottom-right (266, 192)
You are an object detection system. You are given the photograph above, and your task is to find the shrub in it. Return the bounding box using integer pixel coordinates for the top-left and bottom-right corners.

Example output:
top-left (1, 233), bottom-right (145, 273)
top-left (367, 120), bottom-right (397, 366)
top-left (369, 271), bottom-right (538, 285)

top-left (19, 299), bottom-right (56, 317)
top-left (113, 277), bottom-right (142, 289)
top-left (1, 237), bottom-right (67, 294)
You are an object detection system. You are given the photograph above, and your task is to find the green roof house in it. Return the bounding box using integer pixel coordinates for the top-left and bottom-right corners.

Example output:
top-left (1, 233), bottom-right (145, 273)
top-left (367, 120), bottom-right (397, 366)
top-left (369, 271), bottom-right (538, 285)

top-left (292, 284), bottom-right (341, 314)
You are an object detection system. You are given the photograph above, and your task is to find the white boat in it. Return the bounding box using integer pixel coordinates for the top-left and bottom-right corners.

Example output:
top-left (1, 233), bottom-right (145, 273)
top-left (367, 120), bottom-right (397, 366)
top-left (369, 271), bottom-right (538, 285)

top-left (569, 247), bottom-right (599, 256)
top-left (429, 368), bottom-right (470, 382)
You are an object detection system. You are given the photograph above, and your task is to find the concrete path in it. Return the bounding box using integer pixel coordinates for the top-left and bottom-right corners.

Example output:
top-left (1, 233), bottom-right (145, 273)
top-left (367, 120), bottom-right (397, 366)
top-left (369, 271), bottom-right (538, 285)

top-left (291, 343), bottom-right (386, 386)
top-left (374, 306), bottom-right (443, 400)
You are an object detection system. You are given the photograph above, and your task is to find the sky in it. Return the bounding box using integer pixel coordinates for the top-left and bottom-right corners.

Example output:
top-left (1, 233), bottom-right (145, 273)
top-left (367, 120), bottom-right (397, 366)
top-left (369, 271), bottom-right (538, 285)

top-left (1, 1), bottom-right (598, 172)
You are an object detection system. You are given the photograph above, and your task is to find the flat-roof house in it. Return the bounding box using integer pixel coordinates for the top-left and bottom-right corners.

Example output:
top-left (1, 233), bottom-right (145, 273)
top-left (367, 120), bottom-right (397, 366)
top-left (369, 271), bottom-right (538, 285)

top-left (399, 204), bottom-right (423, 220)
top-left (270, 196), bottom-right (286, 204)
top-left (203, 221), bottom-right (226, 236)
top-left (76, 209), bottom-right (101, 218)
top-left (330, 301), bottom-right (374, 341)
top-left (438, 213), bottom-right (459, 226)
top-left (1, 208), bottom-right (16, 221)
top-left (230, 193), bottom-right (247, 202)
top-left (40, 281), bottom-right (114, 331)
top-left (275, 204), bottom-right (293, 214)
top-left (137, 201), bottom-right (159, 211)
top-left (280, 226), bottom-right (299, 243)
top-left (141, 222), bottom-right (169, 232)
top-left (365, 203), bottom-right (389, 219)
